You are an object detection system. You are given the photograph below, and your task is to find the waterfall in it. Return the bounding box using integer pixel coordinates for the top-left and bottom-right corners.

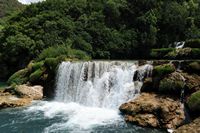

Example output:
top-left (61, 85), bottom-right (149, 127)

top-left (55, 61), bottom-right (153, 109)
top-left (175, 41), bottom-right (185, 49)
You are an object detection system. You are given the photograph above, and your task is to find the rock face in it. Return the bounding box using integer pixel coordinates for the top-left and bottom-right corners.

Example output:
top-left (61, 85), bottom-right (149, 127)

top-left (174, 117), bottom-right (200, 133)
top-left (15, 84), bottom-right (43, 100)
top-left (119, 93), bottom-right (185, 129)
top-left (0, 91), bottom-right (32, 108)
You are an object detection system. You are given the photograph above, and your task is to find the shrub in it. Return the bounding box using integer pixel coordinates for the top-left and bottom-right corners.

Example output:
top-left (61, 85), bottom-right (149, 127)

top-left (185, 39), bottom-right (200, 48)
top-left (29, 68), bottom-right (44, 82)
top-left (45, 57), bottom-right (61, 71)
top-left (7, 68), bottom-right (29, 85)
top-left (37, 45), bottom-right (91, 61)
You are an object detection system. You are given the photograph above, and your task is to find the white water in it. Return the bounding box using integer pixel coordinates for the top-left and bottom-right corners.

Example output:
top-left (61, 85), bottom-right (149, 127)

top-left (175, 41), bottom-right (185, 49)
top-left (25, 61), bottom-right (153, 132)
top-left (18, 0), bottom-right (45, 4)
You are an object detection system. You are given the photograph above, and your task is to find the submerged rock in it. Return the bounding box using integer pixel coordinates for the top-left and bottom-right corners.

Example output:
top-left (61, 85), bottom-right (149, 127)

top-left (174, 117), bottom-right (200, 133)
top-left (15, 84), bottom-right (43, 100)
top-left (119, 93), bottom-right (185, 129)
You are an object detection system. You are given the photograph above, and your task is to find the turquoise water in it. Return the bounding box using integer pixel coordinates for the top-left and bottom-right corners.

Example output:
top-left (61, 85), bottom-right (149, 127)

top-left (0, 101), bottom-right (167, 133)
top-left (0, 81), bottom-right (7, 89)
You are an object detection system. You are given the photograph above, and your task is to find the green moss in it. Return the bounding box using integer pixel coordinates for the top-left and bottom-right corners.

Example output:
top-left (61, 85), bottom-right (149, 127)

top-left (29, 69), bottom-right (45, 82)
top-left (7, 68), bottom-right (29, 85)
top-left (153, 64), bottom-right (176, 78)
top-left (187, 91), bottom-right (200, 112)
top-left (185, 39), bottom-right (200, 48)
top-left (159, 78), bottom-right (185, 94)
top-left (150, 48), bottom-right (175, 59)
top-left (188, 62), bottom-right (200, 73)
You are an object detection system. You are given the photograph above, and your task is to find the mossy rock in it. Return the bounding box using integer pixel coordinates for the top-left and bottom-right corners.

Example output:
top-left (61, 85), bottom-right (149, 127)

top-left (186, 61), bottom-right (200, 74)
top-left (7, 68), bottom-right (29, 85)
top-left (187, 91), bottom-right (200, 114)
top-left (29, 68), bottom-right (45, 82)
top-left (153, 64), bottom-right (176, 78)
top-left (159, 75), bottom-right (185, 95)
top-left (141, 78), bottom-right (156, 92)
top-left (150, 48), bottom-right (174, 59)
top-left (185, 39), bottom-right (200, 48)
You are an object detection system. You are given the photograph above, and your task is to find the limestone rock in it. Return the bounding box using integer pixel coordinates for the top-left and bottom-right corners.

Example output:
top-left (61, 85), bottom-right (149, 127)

top-left (119, 93), bottom-right (185, 129)
top-left (15, 84), bottom-right (43, 100)
top-left (0, 91), bottom-right (32, 109)
top-left (174, 117), bottom-right (200, 133)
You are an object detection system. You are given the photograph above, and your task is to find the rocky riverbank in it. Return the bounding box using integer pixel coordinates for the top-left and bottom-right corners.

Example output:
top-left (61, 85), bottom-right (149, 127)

top-left (0, 84), bottom-right (43, 109)
top-left (120, 60), bottom-right (200, 131)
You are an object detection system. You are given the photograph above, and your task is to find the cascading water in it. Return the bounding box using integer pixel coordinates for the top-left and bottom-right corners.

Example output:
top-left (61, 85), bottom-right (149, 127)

top-left (175, 41), bottom-right (185, 49)
top-left (0, 61), bottom-right (166, 133)
top-left (55, 61), bottom-right (152, 108)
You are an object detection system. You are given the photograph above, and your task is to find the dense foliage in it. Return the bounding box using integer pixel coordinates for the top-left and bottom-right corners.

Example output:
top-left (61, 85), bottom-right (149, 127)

top-left (0, 0), bottom-right (200, 79)
top-left (0, 0), bottom-right (24, 27)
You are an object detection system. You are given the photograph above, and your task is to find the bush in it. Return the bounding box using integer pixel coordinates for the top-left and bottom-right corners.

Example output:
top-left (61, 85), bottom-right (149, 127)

top-left (187, 91), bottom-right (200, 113)
top-left (45, 57), bottom-right (61, 71)
top-left (185, 39), bottom-right (200, 48)
top-left (29, 68), bottom-right (45, 82)
top-left (37, 45), bottom-right (91, 61)
top-left (153, 64), bottom-right (176, 78)
top-left (7, 68), bottom-right (29, 85)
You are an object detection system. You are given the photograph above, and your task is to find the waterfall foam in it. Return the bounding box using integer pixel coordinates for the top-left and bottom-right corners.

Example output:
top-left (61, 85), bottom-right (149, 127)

top-left (55, 61), bottom-right (153, 108)
top-left (24, 61), bottom-right (153, 131)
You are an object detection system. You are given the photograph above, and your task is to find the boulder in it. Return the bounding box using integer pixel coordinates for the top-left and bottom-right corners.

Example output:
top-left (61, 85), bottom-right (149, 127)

top-left (119, 93), bottom-right (185, 129)
top-left (0, 90), bottom-right (32, 109)
top-left (158, 72), bottom-right (185, 95)
top-left (15, 84), bottom-right (43, 100)
top-left (174, 117), bottom-right (200, 133)
top-left (187, 91), bottom-right (200, 116)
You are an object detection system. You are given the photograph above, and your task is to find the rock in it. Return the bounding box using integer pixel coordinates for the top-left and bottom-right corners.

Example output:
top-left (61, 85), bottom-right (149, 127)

top-left (152, 64), bottom-right (176, 78)
top-left (0, 96), bottom-right (32, 109)
top-left (141, 78), bottom-right (155, 92)
top-left (159, 72), bottom-right (185, 95)
top-left (15, 84), bottom-right (43, 100)
top-left (187, 91), bottom-right (200, 116)
top-left (119, 93), bottom-right (185, 129)
top-left (174, 117), bottom-right (200, 133)
top-left (181, 73), bottom-right (200, 93)
top-left (0, 91), bottom-right (32, 109)
top-left (185, 61), bottom-right (200, 74)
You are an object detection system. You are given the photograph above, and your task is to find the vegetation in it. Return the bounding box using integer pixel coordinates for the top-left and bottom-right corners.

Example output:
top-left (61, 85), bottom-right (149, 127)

top-left (0, 0), bottom-right (200, 80)
top-left (153, 64), bottom-right (175, 78)
top-left (7, 68), bottom-right (29, 85)
top-left (185, 39), bottom-right (200, 48)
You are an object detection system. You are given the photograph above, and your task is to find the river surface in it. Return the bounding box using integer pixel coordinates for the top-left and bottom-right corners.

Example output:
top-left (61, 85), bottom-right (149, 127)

top-left (0, 100), bottom-right (166, 133)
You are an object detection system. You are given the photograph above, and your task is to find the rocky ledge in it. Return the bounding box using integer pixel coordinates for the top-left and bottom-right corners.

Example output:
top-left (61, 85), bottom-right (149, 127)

top-left (0, 84), bottom-right (43, 109)
top-left (119, 93), bottom-right (185, 129)
top-left (174, 117), bottom-right (200, 133)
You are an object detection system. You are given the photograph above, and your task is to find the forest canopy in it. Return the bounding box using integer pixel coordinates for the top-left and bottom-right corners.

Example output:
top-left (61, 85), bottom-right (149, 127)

top-left (0, 0), bottom-right (200, 79)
